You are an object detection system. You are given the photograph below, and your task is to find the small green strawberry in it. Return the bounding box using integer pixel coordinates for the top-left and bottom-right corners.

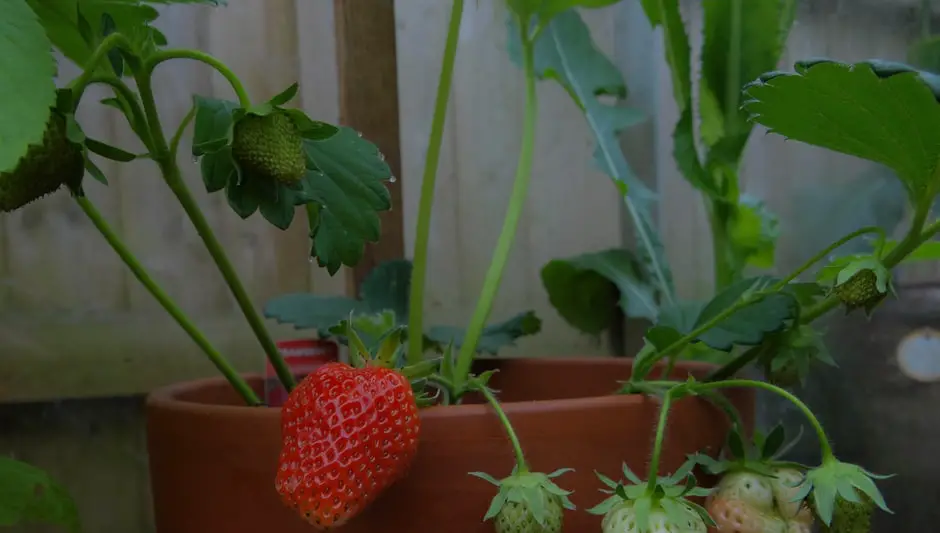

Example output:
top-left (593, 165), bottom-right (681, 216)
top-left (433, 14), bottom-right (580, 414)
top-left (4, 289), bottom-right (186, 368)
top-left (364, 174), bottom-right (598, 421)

top-left (470, 467), bottom-right (575, 533)
top-left (231, 110), bottom-right (306, 183)
top-left (810, 493), bottom-right (874, 533)
top-left (759, 326), bottom-right (834, 388)
top-left (0, 109), bottom-right (84, 212)
top-left (829, 258), bottom-right (891, 316)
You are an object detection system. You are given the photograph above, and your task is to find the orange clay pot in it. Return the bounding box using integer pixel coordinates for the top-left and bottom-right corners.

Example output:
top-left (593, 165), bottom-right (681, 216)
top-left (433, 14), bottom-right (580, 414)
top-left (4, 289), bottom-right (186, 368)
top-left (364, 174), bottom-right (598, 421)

top-left (146, 357), bottom-right (753, 533)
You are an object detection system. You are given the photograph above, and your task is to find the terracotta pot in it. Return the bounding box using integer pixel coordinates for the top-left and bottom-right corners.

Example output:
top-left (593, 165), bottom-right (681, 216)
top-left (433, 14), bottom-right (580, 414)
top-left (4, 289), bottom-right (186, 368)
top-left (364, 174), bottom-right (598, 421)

top-left (146, 357), bottom-right (753, 533)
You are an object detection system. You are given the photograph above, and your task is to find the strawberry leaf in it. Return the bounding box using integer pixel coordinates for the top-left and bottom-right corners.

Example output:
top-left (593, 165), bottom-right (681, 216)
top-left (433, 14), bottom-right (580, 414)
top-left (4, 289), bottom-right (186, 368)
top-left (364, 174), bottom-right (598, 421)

top-left (302, 127), bottom-right (392, 274)
top-left (744, 59), bottom-right (940, 210)
top-left (1, 0), bottom-right (58, 174)
top-left (0, 456), bottom-right (82, 532)
top-left (541, 248), bottom-right (657, 337)
top-left (692, 276), bottom-right (798, 351)
top-left (264, 260), bottom-right (542, 355)
top-left (511, 8), bottom-right (676, 305)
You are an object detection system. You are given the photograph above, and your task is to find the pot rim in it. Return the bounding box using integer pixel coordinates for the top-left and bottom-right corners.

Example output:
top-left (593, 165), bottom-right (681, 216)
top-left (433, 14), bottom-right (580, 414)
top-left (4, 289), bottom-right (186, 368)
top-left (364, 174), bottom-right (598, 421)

top-left (145, 356), bottom-right (720, 419)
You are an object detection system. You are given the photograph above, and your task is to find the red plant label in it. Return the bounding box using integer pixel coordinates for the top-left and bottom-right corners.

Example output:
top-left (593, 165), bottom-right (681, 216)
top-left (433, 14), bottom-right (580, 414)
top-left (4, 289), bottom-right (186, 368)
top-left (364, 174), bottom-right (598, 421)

top-left (265, 339), bottom-right (339, 406)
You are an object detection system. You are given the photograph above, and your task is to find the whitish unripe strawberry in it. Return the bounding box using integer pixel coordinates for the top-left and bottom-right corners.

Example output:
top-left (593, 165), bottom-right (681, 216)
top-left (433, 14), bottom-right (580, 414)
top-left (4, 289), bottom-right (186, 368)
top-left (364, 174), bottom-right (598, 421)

top-left (0, 110), bottom-right (84, 212)
top-left (705, 469), bottom-right (813, 533)
top-left (602, 501), bottom-right (706, 533)
top-left (232, 111), bottom-right (306, 183)
top-left (494, 493), bottom-right (564, 533)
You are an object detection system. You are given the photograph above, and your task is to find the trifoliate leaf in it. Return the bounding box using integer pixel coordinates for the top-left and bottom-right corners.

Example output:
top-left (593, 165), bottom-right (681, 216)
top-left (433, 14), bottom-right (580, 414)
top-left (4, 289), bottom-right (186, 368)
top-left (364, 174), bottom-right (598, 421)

top-left (699, 0), bottom-right (795, 161)
top-left (511, 8), bottom-right (675, 303)
top-left (302, 127), bottom-right (392, 275)
top-left (1, 0), bottom-right (58, 174)
top-left (0, 456), bottom-right (82, 532)
top-left (744, 59), bottom-right (940, 208)
top-left (693, 276), bottom-right (798, 351)
top-left (541, 248), bottom-right (657, 336)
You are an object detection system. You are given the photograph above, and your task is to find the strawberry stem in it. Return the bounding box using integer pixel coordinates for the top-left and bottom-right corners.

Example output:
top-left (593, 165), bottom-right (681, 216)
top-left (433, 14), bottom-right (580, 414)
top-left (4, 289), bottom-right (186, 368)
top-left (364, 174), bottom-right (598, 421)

top-left (646, 389), bottom-right (675, 493)
top-left (75, 195), bottom-right (261, 406)
top-left (477, 384), bottom-right (528, 472)
top-left (406, 0), bottom-right (466, 366)
top-left (692, 379), bottom-right (834, 461)
top-left (453, 18), bottom-right (539, 384)
top-left (133, 57), bottom-right (296, 394)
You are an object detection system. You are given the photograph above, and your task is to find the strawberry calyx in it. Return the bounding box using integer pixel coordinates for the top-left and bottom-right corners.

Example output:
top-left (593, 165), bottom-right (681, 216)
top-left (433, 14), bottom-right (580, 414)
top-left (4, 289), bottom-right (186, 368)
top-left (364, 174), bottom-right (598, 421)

top-left (793, 458), bottom-right (892, 529)
top-left (470, 467), bottom-right (576, 532)
top-left (588, 458), bottom-right (712, 533)
top-left (689, 422), bottom-right (807, 478)
top-left (758, 325), bottom-right (835, 388)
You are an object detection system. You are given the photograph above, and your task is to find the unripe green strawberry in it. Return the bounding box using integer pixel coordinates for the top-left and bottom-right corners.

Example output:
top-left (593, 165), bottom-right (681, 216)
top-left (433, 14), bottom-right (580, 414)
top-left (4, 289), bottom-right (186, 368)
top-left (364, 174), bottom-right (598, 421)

top-left (602, 501), bottom-right (706, 533)
top-left (812, 494), bottom-right (874, 533)
top-left (231, 110), bottom-right (306, 183)
top-left (832, 269), bottom-right (885, 311)
top-left (494, 493), bottom-right (563, 533)
top-left (0, 110), bottom-right (84, 212)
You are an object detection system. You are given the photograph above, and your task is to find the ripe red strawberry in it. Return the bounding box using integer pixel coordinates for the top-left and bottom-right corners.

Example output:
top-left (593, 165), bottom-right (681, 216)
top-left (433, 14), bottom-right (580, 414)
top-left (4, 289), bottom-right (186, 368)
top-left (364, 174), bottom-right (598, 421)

top-left (275, 361), bottom-right (421, 529)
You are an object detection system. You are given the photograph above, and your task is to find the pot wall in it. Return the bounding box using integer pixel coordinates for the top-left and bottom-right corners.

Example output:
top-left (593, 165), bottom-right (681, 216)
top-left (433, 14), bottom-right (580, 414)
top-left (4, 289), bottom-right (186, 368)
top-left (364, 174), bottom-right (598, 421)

top-left (146, 357), bottom-right (753, 533)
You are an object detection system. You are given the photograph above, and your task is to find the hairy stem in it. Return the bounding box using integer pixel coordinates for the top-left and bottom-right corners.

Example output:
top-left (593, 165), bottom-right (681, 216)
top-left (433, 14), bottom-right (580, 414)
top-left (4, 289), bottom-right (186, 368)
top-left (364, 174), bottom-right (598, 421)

top-left (479, 385), bottom-right (528, 472)
top-left (145, 49), bottom-right (252, 108)
top-left (85, 76), bottom-right (152, 146)
top-left (69, 33), bottom-right (134, 102)
top-left (407, 0), bottom-right (466, 365)
top-left (452, 27), bottom-right (539, 384)
top-left (646, 390), bottom-right (674, 492)
top-left (695, 379), bottom-right (833, 459)
top-left (75, 195), bottom-right (261, 405)
top-left (134, 63), bottom-right (296, 392)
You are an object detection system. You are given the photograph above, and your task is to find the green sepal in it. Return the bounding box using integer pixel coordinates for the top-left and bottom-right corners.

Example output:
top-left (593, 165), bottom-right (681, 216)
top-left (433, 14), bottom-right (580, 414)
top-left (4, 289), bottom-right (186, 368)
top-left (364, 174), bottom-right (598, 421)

top-left (794, 459), bottom-right (892, 527)
top-left (759, 325), bottom-right (835, 388)
top-left (689, 423), bottom-right (807, 479)
top-left (587, 458), bottom-right (712, 532)
top-left (470, 468), bottom-right (576, 527)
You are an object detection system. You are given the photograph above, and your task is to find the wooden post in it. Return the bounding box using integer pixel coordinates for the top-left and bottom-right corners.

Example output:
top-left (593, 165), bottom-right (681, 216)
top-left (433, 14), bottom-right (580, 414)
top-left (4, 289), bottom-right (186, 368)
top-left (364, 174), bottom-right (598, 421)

top-left (333, 0), bottom-right (406, 297)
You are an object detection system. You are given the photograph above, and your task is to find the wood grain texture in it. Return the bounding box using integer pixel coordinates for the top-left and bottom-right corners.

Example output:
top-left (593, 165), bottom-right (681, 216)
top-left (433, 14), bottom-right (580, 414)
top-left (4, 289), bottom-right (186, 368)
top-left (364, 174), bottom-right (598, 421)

top-left (334, 0), bottom-right (406, 296)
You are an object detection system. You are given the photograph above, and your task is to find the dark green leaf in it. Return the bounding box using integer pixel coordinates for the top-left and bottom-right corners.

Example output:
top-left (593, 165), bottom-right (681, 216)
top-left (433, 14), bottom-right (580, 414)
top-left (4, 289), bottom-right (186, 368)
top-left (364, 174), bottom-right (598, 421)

top-left (192, 96), bottom-right (238, 156)
top-left (699, 0), bottom-right (795, 161)
top-left (0, 0), bottom-right (58, 174)
top-left (694, 276), bottom-right (798, 350)
top-left (541, 248), bottom-right (656, 336)
top-left (426, 311), bottom-right (542, 355)
top-left (744, 59), bottom-right (940, 207)
top-left (640, 0), bottom-right (716, 196)
top-left (224, 174), bottom-right (277, 219)
top-left (762, 423), bottom-right (786, 459)
top-left (358, 259), bottom-right (411, 321)
top-left (263, 294), bottom-right (365, 331)
top-left (513, 9), bottom-right (675, 302)
top-left (0, 456), bottom-right (82, 532)
top-left (84, 138), bottom-right (137, 162)
top-left (100, 13), bottom-right (124, 75)
top-left (259, 186), bottom-right (297, 230)
top-left (200, 147), bottom-right (236, 193)
top-left (303, 127), bottom-right (393, 275)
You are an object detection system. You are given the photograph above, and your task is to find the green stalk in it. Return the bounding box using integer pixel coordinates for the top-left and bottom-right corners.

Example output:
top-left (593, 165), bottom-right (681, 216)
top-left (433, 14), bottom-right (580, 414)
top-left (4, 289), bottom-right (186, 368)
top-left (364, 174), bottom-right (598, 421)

top-left (645, 390), bottom-right (674, 492)
top-left (70, 33), bottom-right (134, 103)
top-left (452, 29), bottom-right (539, 385)
top-left (407, 0), bottom-right (466, 365)
top-left (75, 195), bottom-right (261, 405)
top-left (479, 385), bottom-right (528, 472)
top-left (694, 379), bottom-right (834, 459)
top-left (134, 56), bottom-right (296, 392)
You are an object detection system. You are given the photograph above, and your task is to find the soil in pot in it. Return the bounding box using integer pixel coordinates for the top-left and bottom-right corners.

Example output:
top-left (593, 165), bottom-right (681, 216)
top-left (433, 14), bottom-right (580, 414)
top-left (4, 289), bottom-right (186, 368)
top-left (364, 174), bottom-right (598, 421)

top-left (146, 357), bottom-right (753, 533)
